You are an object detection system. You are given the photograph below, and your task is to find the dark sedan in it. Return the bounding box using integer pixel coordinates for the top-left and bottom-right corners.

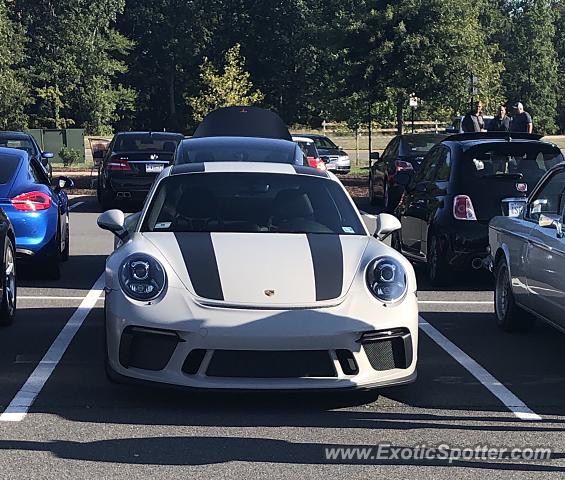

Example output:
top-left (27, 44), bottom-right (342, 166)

top-left (392, 132), bottom-right (564, 286)
top-left (96, 131), bottom-right (184, 209)
top-left (369, 133), bottom-right (447, 212)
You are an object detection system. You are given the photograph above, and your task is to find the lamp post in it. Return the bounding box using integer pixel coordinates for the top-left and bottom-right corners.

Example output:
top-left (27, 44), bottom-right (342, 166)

top-left (409, 94), bottom-right (419, 133)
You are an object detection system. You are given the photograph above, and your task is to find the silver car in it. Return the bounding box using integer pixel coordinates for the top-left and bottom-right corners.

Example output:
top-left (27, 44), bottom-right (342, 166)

top-left (489, 161), bottom-right (565, 332)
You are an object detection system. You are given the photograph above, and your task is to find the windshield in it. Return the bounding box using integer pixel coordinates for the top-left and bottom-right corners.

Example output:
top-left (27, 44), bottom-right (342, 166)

top-left (176, 138), bottom-right (302, 165)
top-left (0, 154), bottom-right (21, 184)
top-left (141, 172), bottom-right (365, 235)
top-left (114, 134), bottom-right (182, 153)
top-left (312, 136), bottom-right (338, 149)
top-left (462, 143), bottom-right (563, 186)
top-left (402, 136), bottom-right (445, 155)
top-left (0, 137), bottom-right (36, 156)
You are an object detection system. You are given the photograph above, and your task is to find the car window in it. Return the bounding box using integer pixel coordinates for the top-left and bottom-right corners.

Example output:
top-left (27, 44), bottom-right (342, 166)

top-left (419, 147), bottom-right (443, 183)
top-left (29, 159), bottom-right (50, 186)
top-left (312, 137), bottom-right (338, 149)
top-left (462, 143), bottom-right (562, 187)
top-left (0, 154), bottom-right (21, 184)
top-left (295, 141), bottom-right (317, 158)
top-left (114, 134), bottom-right (182, 153)
top-left (527, 169), bottom-right (565, 222)
top-left (401, 136), bottom-right (445, 156)
top-left (141, 172), bottom-right (365, 235)
top-left (0, 138), bottom-right (36, 156)
top-left (436, 147), bottom-right (451, 182)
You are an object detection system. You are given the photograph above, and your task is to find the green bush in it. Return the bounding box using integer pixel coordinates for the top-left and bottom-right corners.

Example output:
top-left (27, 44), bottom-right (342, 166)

top-left (58, 147), bottom-right (81, 167)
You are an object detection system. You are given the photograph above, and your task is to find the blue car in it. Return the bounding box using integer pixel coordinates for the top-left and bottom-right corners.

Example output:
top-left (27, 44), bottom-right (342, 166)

top-left (0, 147), bottom-right (74, 279)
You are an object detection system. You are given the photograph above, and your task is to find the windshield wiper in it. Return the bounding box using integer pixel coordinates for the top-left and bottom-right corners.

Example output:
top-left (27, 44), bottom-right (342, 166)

top-left (482, 172), bottom-right (524, 180)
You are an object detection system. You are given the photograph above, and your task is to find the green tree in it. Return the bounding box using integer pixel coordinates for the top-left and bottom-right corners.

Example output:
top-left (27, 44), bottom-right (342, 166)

top-left (0, 0), bottom-right (30, 129)
top-left (498, 0), bottom-right (559, 133)
top-left (12, 0), bottom-right (135, 134)
top-left (187, 44), bottom-right (264, 122)
top-left (555, 0), bottom-right (565, 132)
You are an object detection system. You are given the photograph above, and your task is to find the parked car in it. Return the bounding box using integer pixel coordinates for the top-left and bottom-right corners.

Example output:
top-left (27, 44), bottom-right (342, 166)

top-left (292, 136), bottom-right (326, 170)
top-left (96, 131), bottom-right (184, 209)
top-left (445, 116), bottom-right (494, 134)
top-left (0, 206), bottom-right (16, 326)
top-left (392, 132), bottom-right (564, 286)
top-left (97, 161), bottom-right (418, 390)
top-left (0, 147), bottom-right (74, 279)
top-left (489, 161), bottom-right (565, 332)
top-left (294, 134), bottom-right (350, 173)
top-left (0, 131), bottom-right (54, 179)
top-left (368, 133), bottom-right (448, 211)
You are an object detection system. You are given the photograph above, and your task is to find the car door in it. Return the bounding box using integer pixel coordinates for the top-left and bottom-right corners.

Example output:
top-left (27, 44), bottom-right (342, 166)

top-left (399, 147), bottom-right (442, 256)
top-left (524, 168), bottom-right (565, 327)
top-left (372, 139), bottom-right (395, 197)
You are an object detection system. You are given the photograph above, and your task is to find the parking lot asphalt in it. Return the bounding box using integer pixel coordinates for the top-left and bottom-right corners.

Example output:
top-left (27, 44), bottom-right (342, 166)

top-left (0, 195), bottom-right (563, 479)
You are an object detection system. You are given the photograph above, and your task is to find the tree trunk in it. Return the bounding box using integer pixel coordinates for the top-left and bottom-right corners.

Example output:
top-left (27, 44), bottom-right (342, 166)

top-left (169, 60), bottom-right (176, 129)
top-left (396, 100), bottom-right (404, 135)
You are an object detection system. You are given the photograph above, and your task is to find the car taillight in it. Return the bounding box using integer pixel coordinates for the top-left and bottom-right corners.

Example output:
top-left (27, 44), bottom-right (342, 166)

top-left (395, 160), bottom-right (414, 172)
top-left (308, 157), bottom-right (327, 171)
top-left (453, 195), bottom-right (477, 221)
top-left (11, 191), bottom-right (52, 211)
top-left (108, 155), bottom-right (131, 171)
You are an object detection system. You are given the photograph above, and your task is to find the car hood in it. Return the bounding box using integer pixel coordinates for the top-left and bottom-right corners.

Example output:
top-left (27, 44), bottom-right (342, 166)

top-left (143, 232), bottom-right (370, 308)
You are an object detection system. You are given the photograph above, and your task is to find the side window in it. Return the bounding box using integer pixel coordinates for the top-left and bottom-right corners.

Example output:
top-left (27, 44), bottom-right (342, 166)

top-left (436, 148), bottom-right (452, 182)
top-left (29, 160), bottom-right (50, 186)
top-left (527, 169), bottom-right (565, 222)
top-left (421, 148), bottom-right (442, 182)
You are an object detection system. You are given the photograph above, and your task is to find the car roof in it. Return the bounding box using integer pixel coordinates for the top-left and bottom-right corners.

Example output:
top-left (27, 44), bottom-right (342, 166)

top-left (170, 161), bottom-right (331, 179)
top-left (180, 136), bottom-right (297, 149)
top-left (440, 132), bottom-right (558, 151)
top-left (294, 134), bottom-right (328, 139)
top-left (0, 131), bottom-right (34, 139)
top-left (116, 131), bottom-right (184, 138)
top-left (292, 136), bottom-right (315, 143)
top-left (0, 146), bottom-right (28, 159)
top-left (193, 106), bottom-right (292, 141)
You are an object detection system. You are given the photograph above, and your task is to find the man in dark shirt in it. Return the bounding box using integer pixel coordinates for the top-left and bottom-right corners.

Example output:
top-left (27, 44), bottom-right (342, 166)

top-left (510, 102), bottom-right (533, 133)
top-left (489, 105), bottom-right (511, 131)
top-left (462, 101), bottom-right (485, 132)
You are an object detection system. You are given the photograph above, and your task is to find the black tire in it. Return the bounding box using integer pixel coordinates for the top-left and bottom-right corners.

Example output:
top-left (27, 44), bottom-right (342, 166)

top-left (427, 233), bottom-right (452, 287)
top-left (383, 182), bottom-right (398, 213)
top-left (62, 219), bottom-right (70, 262)
top-left (494, 260), bottom-right (535, 332)
top-left (44, 232), bottom-right (62, 280)
top-left (0, 237), bottom-right (16, 326)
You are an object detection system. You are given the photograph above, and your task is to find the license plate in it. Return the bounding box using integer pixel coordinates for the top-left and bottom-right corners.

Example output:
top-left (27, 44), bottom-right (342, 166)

top-left (146, 163), bottom-right (164, 173)
top-left (508, 201), bottom-right (524, 217)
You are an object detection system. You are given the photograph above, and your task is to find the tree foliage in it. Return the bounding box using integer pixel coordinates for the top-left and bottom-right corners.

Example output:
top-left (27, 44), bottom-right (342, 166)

top-left (187, 44), bottom-right (264, 122)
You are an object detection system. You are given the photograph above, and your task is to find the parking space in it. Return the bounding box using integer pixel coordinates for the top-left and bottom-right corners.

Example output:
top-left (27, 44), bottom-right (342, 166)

top-left (0, 196), bottom-right (563, 477)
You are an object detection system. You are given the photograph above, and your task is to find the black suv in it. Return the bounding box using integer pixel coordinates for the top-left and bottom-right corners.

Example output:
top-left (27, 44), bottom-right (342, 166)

top-left (393, 132), bottom-right (565, 285)
top-left (96, 131), bottom-right (183, 209)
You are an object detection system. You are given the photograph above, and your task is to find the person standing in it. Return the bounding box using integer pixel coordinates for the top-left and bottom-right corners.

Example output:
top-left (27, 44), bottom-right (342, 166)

top-left (462, 101), bottom-right (486, 132)
top-left (510, 102), bottom-right (533, 133)
top-left (489, 104), bottom-right (511, 131)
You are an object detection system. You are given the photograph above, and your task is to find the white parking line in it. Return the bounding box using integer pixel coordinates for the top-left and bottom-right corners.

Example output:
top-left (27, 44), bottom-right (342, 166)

top-left (419, 301), bottom-right (492, 305)
top-left (419, 316), bottom-right (542, 421)
top-left (18, 296), bottom-right (104, 301)
top-left (0, 274), bottom-right (104, 422)
top-left (69, 201), bottom-right (84, 211)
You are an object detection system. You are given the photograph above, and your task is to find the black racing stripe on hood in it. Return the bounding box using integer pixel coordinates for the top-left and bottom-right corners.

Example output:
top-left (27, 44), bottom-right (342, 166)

top-left (307, 234), bottom-right (343, 300)
top-left (174, 232), bottom-right (224, 300)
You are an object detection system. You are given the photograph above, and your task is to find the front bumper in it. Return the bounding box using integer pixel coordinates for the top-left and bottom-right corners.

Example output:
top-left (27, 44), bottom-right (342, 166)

top-left (326, 157), bottom-right (351, 173)
top-left (105, 287), bottom-right (418, 390)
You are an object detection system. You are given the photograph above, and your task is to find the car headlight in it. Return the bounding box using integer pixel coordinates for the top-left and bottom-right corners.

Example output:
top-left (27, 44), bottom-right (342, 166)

top-left (366, 257), bottom-right (407, 303)
top-left (338, 154), bottom-right (349, 161)
top-left (119, 254), bottom-right (167, 301)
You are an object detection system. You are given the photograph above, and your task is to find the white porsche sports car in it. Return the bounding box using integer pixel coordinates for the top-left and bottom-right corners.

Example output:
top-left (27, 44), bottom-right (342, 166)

top-left (98, 162), bottom-right (418, 390)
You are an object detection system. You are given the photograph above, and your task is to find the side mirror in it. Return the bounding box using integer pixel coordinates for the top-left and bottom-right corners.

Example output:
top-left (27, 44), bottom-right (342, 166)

top-left (54, 176), bottom-right (74, 192)
top-left (539, 214), bottom-right (564, 238)
top-left (42, 152), bottom-right (54, 159)
top-left (375, 213), bottom-right (401, 241)
top-left (369, 152), bottom-right (380, 161)
top-left (395, 171), bottom-right (412, 186)
top-left (98, 209), bottom-right (126, 239)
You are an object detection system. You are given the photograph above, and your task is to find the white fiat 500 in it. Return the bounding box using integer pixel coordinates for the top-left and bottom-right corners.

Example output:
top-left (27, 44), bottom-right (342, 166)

top-left (98, 161), bottom-right (418, 390)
